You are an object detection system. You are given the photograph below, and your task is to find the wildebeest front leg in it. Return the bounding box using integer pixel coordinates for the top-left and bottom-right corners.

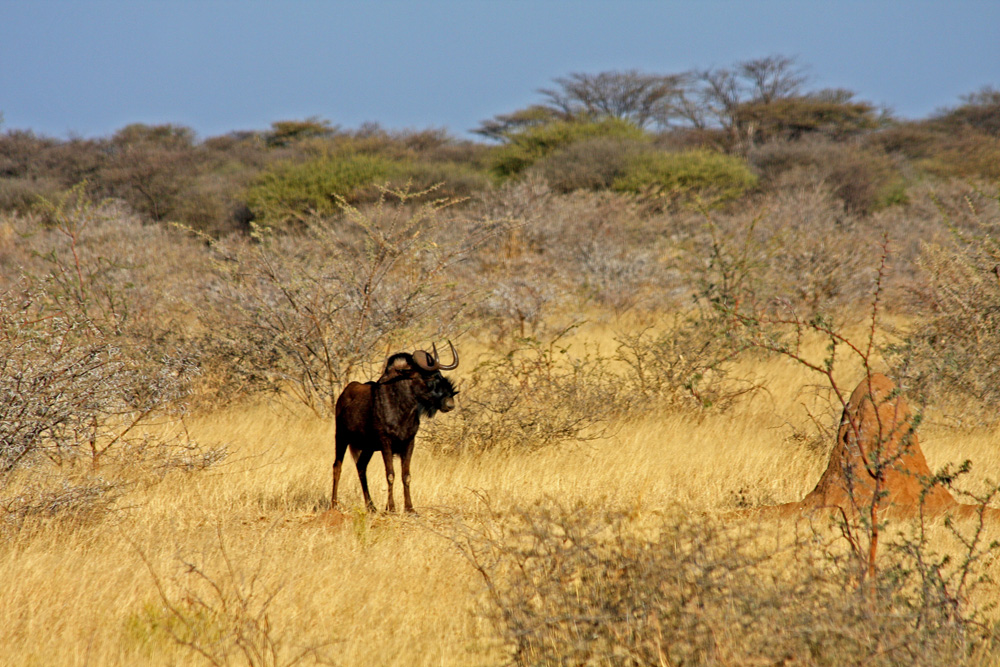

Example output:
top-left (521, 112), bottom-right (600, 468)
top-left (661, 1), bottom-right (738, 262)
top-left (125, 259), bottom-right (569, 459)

top-left (401, 439), bottom-right (416, 514)
top-left (354, 448), bottom-right (377, 512)
top-left (331, 434), bottom-right (350, 510)
top-left (382, 446), bottom-right (396, 512)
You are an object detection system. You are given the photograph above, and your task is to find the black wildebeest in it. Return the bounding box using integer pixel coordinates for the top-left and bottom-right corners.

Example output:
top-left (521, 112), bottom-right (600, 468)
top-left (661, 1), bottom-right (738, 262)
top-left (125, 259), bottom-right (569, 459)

top-left (332, 342), bottom-right (459, 513)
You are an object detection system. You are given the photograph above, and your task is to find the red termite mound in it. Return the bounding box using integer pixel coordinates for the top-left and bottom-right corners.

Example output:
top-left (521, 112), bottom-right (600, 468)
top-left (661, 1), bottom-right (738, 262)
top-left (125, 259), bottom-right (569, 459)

top-left (773, 373), bottom-right (993, 520)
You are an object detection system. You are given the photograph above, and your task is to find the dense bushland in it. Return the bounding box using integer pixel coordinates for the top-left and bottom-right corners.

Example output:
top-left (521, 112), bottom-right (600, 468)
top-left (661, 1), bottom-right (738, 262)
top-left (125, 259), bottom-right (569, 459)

top-left (3, 58), bottom-right (998, 234)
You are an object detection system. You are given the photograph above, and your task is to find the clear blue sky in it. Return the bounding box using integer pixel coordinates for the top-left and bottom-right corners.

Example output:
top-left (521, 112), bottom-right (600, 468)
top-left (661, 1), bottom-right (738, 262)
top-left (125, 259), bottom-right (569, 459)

top-left (2, 1), bottom-right (998, 141)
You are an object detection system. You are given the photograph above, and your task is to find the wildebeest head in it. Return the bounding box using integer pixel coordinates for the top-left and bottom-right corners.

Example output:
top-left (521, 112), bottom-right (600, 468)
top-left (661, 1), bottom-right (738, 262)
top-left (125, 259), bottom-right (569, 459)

top-left (380, 341), bottom-right (459, 416)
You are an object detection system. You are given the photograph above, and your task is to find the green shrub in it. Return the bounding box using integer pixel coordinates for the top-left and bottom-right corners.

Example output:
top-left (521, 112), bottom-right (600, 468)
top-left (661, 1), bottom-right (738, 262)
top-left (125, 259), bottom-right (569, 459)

top-left (244, 154), bottom-right (401, 227)
top-left (377, 160), bottom-right (490, 200)
top-left (489, 118), bottom-right (646, 179)
top-left (245, 154), bottom-right (490, 228)
top-left (612, 149), bottom-right (757, 205)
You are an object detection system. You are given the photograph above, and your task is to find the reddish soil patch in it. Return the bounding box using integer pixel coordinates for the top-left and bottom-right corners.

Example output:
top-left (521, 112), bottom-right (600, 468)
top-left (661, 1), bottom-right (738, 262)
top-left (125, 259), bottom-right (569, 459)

top-left (766, 374), bottom-right (998, 521)
top-left (312, 508), bottom-right (350, 529)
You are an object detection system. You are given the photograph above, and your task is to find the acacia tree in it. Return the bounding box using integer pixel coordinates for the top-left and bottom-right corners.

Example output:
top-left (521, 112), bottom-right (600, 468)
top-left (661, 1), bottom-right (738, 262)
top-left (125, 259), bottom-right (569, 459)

top-left (538, 70), bottom-right (686, 129)
top-left (676, 55), bottom-right (808, 150)
top-left (474, 70), bottom-right (684, 139)
top-left (472, 105), bottom-right (569, 141)
top-left (476, 58), bottom-right (807, 141)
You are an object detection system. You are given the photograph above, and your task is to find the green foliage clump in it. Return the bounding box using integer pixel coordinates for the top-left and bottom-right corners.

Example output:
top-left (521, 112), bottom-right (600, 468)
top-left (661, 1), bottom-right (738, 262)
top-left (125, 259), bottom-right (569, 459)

top-left (489, 118), bottom-right (646, 179)
top-left (379, 159), bottom-right (490, 200)
top-left (613, 149), bottom-right (757, 204)
top-left (244, 154), bottom-right (401, 227)
top-left (244, 153), bottom-right (489, 228)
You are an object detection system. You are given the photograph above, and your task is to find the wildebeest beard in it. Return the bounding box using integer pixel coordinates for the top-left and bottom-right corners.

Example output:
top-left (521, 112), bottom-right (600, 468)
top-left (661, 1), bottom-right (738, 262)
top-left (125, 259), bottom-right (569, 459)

top-left (417, 373), bottom-right (457, 418)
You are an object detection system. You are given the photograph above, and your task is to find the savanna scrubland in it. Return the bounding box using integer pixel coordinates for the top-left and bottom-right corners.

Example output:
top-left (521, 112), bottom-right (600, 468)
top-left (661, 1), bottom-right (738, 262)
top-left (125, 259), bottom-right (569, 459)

top-left (3, 59), bottom-right (1000, 665)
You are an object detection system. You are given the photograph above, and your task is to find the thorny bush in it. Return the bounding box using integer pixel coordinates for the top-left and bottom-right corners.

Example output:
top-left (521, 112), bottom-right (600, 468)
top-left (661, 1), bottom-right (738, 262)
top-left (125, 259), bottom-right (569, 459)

top-left (887, 185), bottom-right (1000, 425)
top-left (0, 192), bottom-right (213, 527)
top-left (614, 317), bottom-right (760, 411)
top-left (424, 326), bottom-right (624, 454)
top-left (201, 185), bottom-right (497, 414)
top-left (448, 498), bottom-right (1000, 666)
top-left (134, 524), bottom-right (332, 666)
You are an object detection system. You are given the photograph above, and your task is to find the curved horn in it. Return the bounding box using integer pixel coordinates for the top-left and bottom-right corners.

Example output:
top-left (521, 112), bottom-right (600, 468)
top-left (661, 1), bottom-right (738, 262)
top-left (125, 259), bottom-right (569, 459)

top-left (411, 349), bottom-right (437, 372)
top-left (433, 340), bottom-right (459, 371)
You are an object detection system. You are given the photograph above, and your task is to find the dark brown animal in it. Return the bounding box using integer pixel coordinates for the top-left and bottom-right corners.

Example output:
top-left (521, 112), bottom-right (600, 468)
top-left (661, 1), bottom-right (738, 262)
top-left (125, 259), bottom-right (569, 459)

top-left (332, 342), bottom-right (459, 513)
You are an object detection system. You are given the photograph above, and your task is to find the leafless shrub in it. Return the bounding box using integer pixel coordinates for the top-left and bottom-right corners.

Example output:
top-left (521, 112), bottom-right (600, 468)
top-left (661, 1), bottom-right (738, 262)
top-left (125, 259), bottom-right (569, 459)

top-left (575, 231), bottom-right (656, 313)
top-left (5, 188), bottom-right (205, 402)
top-left (424, 326), bottom-right (624, 454)
top-left (614, 318), bottom-right (759, 412)
top-left (682, 190), bottom-right (885, 317)
top-left (0, 431), bottom-right (227, 538)
top-left (476, 272), bottom-right (555, 339)
top-left (201, 184), bottom-right (494, 413)
top-left (887, 185), bottom-right (1000, 424)
top-left (448, 497), bottom-right (999, 666)
top-left (475, 173), bottom-right (553, 228)
top-left (0, 191), bottom-right (210, 532)
top-left (0, 284), bottom-right (144, 472)
top-left (474, 182), bottom-right (674, 318)
top-left (1, 476), bottom-right (120, 535)
top-left (135, 524), bottom-right (332, 666)
top-left (149, 439), bottom-right (230, 475)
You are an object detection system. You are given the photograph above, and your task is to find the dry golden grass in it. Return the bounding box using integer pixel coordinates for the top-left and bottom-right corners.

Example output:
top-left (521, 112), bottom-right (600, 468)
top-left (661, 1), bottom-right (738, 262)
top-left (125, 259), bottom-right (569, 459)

top-left (2, 325), bottom-right (1000, 666)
